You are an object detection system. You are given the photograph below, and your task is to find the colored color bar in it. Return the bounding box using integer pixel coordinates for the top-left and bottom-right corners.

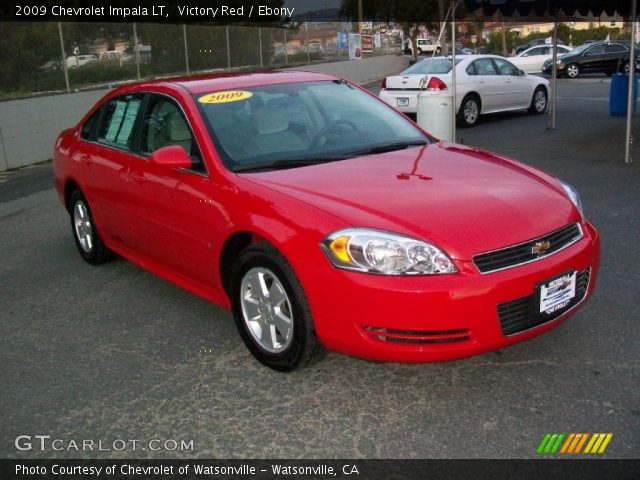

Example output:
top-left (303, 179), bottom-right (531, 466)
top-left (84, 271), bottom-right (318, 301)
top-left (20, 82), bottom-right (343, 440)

top-left (590, 433), bottom-right (606, 453)
top-left (544, 434), bottom-right (559, 454)
top-left (598, 434), bottom-right (613, 453)
top-left (537, 434), bottom-right (552, 454)
top-left (584, 433), bottom-right (599, 453)
top-left (574, 433), bottom-right (588, 453)
top-left (560, 433), bottom-right (575, 453)
top-left (567, 434), bottom-right (582, 453)
top-left (550, 433), bottom-right (565, 453)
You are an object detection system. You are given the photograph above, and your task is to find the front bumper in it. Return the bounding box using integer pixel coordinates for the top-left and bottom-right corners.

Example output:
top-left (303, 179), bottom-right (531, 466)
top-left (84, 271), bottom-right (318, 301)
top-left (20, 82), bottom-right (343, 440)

top-left (379, 89), bottom-right (419, 113)
top-left (293, 222), bottom-right (600, 362)
top-left (543, 63), bottom-right (566, 75)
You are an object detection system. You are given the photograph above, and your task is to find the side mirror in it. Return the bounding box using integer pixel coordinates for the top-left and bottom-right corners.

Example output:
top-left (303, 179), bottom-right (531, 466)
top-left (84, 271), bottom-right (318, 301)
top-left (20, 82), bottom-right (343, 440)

top-left (519, 69), bottom-right (526, 76)
top-left (522, 53), bottom-right (528, 57)
top-left (149, 145), bottom-right (192, 170)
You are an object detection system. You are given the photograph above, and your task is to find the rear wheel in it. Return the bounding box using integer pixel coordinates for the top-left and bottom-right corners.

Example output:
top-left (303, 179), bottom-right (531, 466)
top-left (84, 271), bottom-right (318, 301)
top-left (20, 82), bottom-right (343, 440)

top-left (69, 190), bottom-right (113, 264)
top-left (566, 63), bottom-right (580, 78)
top-left (457, 94), bottom-right (481, 128)
top-left (230, 242), bottom-right (325, 371)
top-left (528, 86), bottom-right (548, 114)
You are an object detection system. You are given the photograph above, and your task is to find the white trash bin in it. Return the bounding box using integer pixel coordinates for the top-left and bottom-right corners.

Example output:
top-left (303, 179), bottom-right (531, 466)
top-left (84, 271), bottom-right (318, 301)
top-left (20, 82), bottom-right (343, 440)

top-left (416, 92), bottom-right (454, 141)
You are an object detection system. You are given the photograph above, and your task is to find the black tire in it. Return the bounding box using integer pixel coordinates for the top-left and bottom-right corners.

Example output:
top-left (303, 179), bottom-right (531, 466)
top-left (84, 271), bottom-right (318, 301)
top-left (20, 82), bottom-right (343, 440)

top-left (416, 48), bottom-right (422, 55)
top-left (457, 94), bottom-right (481, 128)
top-left (435, 47), bottom-right (441, 55)
top-left (68, 190), bottom-right (113, 264)
top-left (566, 62), bottom-right (580, 78)
top-left (528, 86), bottom-right (548, 114)
top-left (230, 242), bottom-right (325, 371)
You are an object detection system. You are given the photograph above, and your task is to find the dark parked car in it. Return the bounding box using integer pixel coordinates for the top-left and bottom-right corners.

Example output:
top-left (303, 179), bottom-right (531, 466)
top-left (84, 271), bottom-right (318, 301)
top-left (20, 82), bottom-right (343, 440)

top-left (543, 41), bottom-right (640, 77)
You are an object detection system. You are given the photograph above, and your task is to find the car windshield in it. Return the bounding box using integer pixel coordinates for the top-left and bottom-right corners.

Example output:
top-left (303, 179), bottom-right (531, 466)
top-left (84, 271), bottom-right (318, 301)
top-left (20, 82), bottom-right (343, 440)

top-left (402, 58), bottom-right (462, 75)
top-left (195, 80), bottom-right (429, 172)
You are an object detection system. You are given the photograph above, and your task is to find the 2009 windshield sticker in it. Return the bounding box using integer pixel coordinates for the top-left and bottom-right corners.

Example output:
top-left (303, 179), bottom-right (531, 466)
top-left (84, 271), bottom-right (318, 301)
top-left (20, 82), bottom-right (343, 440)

top-left (199, 91), bottom-right (253, 104)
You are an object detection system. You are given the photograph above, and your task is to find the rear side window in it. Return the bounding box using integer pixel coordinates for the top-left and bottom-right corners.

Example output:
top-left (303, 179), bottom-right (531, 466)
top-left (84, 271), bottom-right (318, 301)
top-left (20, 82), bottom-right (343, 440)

top-left (97, 94), bottom-right (144, 150)
top-left (80, 109), bottom-right (100, 140)
top-left (472, 58), bottom-right (498, 75)
top-left (605, 44), bottom-right (628, 53)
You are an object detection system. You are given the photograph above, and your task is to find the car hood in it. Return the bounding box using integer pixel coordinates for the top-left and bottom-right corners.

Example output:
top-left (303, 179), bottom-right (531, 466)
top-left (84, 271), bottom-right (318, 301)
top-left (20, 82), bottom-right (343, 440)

top-left (238, 142), bottom-right (577, 260)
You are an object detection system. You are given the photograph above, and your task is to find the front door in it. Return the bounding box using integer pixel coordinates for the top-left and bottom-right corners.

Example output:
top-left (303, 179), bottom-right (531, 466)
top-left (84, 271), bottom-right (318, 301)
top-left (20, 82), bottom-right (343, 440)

top-left (124, 93), bottom-right (221, 287)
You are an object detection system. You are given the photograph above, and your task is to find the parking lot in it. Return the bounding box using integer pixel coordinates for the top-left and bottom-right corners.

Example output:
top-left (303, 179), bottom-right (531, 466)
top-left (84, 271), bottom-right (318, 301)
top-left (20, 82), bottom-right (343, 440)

top-left (1, 77), bottom-right (638, 459)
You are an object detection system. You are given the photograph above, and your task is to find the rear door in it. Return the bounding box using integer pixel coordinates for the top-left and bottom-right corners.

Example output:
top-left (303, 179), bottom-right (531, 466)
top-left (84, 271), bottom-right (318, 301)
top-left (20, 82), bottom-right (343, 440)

top-left (605, 43), bottom-right (629, 72)
top-left (77, 93), bottom-right (145, 246)
top-left (466, 58), bottom-right (503, 111)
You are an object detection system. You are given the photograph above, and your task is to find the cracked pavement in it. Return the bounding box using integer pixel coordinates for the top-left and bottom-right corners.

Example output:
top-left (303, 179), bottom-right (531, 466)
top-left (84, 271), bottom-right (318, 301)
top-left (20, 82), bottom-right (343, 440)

top-left (1, 79), bottom-right (638, 459)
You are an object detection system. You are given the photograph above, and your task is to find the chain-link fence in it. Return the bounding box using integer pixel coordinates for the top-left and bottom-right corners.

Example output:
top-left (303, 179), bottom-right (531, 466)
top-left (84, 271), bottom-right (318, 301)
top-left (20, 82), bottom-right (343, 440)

top-left (0, 22), bottom-right (402, 101)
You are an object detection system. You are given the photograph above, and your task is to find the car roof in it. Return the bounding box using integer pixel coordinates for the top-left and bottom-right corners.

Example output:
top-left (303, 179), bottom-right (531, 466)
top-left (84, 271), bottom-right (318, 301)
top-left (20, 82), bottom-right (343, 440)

top-left (125, 70), bottom-right (340, 95)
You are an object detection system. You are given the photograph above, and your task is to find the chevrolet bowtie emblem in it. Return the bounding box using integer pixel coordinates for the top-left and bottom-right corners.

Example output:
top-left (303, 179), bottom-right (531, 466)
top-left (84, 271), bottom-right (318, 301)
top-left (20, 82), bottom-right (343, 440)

top-left (532, 240), bottom-right (551, 255)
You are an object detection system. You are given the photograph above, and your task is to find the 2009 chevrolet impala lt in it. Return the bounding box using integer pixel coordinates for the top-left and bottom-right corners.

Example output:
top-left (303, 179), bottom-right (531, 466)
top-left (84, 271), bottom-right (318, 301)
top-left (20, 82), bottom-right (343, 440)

top-left (53, 71), bottom-right (600, 371)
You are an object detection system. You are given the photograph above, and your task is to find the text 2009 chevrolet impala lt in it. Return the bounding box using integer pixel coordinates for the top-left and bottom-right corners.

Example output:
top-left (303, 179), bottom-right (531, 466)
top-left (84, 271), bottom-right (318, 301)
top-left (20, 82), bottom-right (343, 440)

top-left (53, 71), bottom-right (600, 371)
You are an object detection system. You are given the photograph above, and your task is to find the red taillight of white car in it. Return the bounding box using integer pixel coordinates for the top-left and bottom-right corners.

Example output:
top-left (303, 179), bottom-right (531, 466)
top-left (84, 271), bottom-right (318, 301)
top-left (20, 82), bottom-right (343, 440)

top-left (381, 77), bottom-right (387, 89)
top-left (426, 77), bottom-right (447, 91)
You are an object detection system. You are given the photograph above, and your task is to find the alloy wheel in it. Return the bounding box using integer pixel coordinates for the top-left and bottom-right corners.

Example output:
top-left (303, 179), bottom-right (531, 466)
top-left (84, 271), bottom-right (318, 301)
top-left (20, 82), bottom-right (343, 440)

top-left (73, 200), bottom-right (93, 253)
top-left (240, 267), bottom-right (294, 353)
top-left (464, 99), bottom-right (479, 125)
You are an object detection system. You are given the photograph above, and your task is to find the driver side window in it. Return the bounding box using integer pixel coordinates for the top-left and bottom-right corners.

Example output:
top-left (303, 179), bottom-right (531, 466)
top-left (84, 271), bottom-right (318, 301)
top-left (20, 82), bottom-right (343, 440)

top-left (141, 95), bottom-right (205, 174)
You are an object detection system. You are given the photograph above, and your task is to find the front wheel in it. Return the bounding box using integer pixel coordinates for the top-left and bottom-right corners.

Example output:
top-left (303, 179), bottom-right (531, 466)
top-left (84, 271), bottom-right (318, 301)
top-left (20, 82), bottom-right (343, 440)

top-left (566, 63), bottom-right (580, 78)
top-left (230, 243), bottom-right (325, 371)
top-left (69, 190), bottom-right (113, 264)
top-left (457, 95), bottom-right (481, 128)
top-left (529, 86), bottom-right (548, 114)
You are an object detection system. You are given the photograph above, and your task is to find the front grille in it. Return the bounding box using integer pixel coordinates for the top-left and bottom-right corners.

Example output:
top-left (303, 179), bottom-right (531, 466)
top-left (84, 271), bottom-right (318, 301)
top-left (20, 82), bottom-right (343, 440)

top-left (362, 326), bottom-right (470, 345)
top-left (498, 268), bottom-right (590, 336)
top-left (473, 223), bottom-right (583, 273)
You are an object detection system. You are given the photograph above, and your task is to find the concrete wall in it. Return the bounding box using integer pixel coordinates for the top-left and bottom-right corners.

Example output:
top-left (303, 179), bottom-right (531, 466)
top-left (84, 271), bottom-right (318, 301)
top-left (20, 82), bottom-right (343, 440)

top-left (0, 54), bottom-right (409, 172)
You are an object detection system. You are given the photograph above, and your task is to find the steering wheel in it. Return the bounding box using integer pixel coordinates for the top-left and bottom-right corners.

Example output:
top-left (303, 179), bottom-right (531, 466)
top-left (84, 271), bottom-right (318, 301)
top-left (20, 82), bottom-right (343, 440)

top-left (311, 119), bottom-right (357, 148)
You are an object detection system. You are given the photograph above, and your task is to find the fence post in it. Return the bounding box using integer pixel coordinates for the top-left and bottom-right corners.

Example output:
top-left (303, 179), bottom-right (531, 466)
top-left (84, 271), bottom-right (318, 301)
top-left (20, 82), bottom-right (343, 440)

top-left (57, 22), bottom-right (70, 93)
top-left (305, 22), bottom-right (310, 64)
top-left (133, 23), bottom-right (141, 80)
top-left (226, 26), bottom-right (231, 70)
top-left (283, 28), bottom-right (288, 65)
top-left (183, 24), bottom-right (190, 75)
top-left (258, 27), bottom-right (264, 68)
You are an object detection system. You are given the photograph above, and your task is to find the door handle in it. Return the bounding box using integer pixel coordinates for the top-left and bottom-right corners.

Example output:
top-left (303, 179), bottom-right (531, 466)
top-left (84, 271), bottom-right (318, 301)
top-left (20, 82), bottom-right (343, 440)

top-left (129, 170), bottom-right (146, 184)
top-left (477, 79), bottom-right (485, 84)
top-left (505, 79), bottom-right (512, 83)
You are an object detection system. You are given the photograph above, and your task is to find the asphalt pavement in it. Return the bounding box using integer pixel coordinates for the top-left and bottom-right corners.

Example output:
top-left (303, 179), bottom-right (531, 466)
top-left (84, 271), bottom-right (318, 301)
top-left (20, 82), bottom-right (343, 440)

top-left (1, 78), bottom-right (638, 459)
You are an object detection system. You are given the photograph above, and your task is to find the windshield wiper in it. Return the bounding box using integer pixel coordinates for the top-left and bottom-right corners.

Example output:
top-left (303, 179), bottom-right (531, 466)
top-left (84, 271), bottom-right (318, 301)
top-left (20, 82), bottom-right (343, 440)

top-left (347, 140), bottom-right (429, 157)
top-left (233, 155), bottom-right (348, 173)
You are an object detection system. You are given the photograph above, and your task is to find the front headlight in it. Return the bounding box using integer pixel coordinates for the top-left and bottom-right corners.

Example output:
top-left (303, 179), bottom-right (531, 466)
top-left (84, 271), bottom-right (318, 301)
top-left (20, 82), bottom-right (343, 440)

top-left (560, 180), bottom-right (584, 218)
top-left (321, 228), bottom-right (457, 275)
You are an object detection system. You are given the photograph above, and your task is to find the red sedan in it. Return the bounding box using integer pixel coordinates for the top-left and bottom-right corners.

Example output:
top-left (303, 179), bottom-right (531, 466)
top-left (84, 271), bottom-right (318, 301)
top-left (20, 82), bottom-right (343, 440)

top-left (53, 71), bottom-right (600, 371)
